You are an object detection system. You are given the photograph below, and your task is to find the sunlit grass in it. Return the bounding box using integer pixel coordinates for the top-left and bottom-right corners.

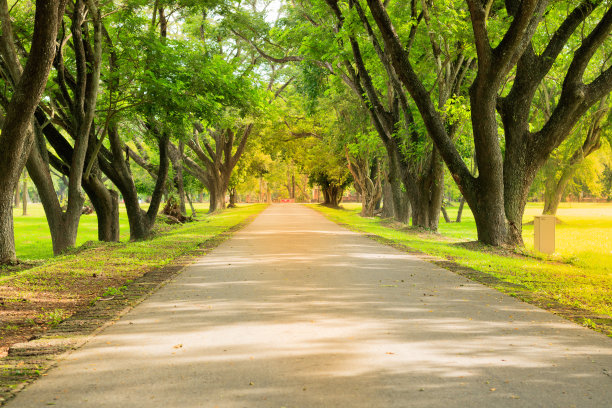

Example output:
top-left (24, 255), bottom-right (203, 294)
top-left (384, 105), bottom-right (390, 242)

top-left (0, 204), bottom-right (267, 357)
top-left (12, 203), bottom-right (212, 261)
top-left (4, 204), bottom-right (266, 289)
top-left (311, 202), bottom-right (612, 334)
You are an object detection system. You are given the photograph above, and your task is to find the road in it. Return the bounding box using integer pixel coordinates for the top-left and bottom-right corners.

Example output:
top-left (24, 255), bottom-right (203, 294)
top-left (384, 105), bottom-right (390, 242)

top-left (7, 204), bottom-right (612, 407)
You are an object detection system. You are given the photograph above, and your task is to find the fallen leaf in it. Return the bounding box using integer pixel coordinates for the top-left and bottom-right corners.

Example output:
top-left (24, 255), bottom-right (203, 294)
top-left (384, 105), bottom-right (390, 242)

top-left (173, 344), bottom-right (183, 349)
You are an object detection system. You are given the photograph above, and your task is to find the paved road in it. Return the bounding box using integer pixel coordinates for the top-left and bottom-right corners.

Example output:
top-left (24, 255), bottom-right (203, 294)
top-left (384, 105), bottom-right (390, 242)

top-left (8, 205), bottom-right (612, 407)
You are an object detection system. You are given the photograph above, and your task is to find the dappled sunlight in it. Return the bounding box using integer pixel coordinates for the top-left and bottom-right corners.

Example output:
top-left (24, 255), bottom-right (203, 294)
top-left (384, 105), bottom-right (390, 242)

top-left (9, 205), bottom-right (612, 408)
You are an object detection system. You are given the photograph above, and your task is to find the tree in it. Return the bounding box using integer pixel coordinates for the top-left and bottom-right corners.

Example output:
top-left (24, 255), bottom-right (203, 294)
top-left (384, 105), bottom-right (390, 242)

top-left (26, 0), bottom-right (106, 254)
top-left (365, 0), bottom-right (612, 245)
top-left (542, 97), bottom-right (610, 214)
top-left (183, 121), bottom-right (254, 212)
top-left (0, 0), bottom-right (67, 263)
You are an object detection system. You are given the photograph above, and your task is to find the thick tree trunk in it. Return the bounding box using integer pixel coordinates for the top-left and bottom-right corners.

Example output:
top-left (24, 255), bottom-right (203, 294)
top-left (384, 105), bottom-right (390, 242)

top-left (322, 185), bottom-right (344, 207)
top-left (381, 174), bottom-right (395, 218)
top-left (208, 180), bottom-right (227, 213)
top-left (406, 149), bottom-right (444, 230)
top-left (27, 145), bottom-right (84, 254)
top-left (83, 179), bottom-right (119, 242)
top-left (388, 166), bottom-right (409, 223)
top-left (122, 187), bottom-right (149, 241)
top-left (346, 152), bottom-right (382, 217)
top-left (0, 202), bottom-right (17, 264)
top-left (0, 0), bottom-right (65, 263)
top-left (502, 137), bottom-right (544, 246)
top-left (228, 188), bottom-right (237, 208)
top-left (101, 124), bottom-right (169, 241)
top-left (168, 143), bottom-right (187, 215)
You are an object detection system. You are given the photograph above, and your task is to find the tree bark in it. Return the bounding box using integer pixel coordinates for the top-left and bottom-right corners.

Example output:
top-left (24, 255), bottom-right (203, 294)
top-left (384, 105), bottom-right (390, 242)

top-left (440, 206), bottom-right (451, 223)
top-left (381, 172), bottom-right (395, 218)
top-left (14, 184), bottom-right (19, 208)
top-left (99, 123), bottom-right (170, 241)
top-left (228, 188), bottom-right (237, 208)
top-left (0, 0), bottom-right (66, 263)
top-left (168, 141), bottom-right (187, 215)
top-left (21, 171), bottom-right (28, 216)
top-left (346, 150), bottom-right (382, 217)
top-left (83, 177), bottom-right (120, 242)
top-left (456, 197), bottom-right (466, 223)
top-left (405, 148), bottom-right (445, 230)
top-left (186, 192), bottom-right (197, 217)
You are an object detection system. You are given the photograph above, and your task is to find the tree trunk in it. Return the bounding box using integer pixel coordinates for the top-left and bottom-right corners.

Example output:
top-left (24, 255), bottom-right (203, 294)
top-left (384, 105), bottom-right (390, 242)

top-left (406, 149), bottom-right (444, 230)
top-left (456, 198), bottom-right (465, 223)
top-left (542, 170), bottom-right (574, 215)
top-left (291, 174), bottom-right (296, 199)
top-left (100, 124), bottom-right (169, 241)
top-left (186, 192), bottom-right (197, 217)
top-left (208, 179), bottom-right (226, 213)
top-left (83, 179), bottom-right (119, 242)
top-left (502, 141), bottom-right (543, 246)
top-left (21, 173), bottom-right (27, 216)
top-left (168, 142), bottom-right (187, 215)
top-left (14, 183), bottom-right (19, 208)
top-left (27, 144), bottom-right (84, 255)
top-left (228, 188), bottom-right (237, 208)
top-left (0, 0), bottom-right (66, 263)
top-left (440, 206), bottom-right (451, 223)
top-left (346, 152), bottom-right (382, 217)
top-left (322, 185), bottom-right (344, 207)
top-left (381, 174), bottom-right (395, 218)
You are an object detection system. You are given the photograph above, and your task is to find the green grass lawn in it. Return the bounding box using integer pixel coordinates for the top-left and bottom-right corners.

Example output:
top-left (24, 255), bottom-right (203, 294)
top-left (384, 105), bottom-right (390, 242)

top-left (311, 202), bottom-right (612, 336)
top-left (12, 203), bottom-right (213, 261)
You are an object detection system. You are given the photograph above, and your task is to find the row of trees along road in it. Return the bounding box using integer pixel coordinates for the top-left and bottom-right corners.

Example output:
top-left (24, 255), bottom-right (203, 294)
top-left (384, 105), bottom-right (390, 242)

top-left (0, 0), bottom-right (290, 264)
top-left (236, 0), bottom-right (612, 246)
top-left (1, 1), bottom-right (611, 264)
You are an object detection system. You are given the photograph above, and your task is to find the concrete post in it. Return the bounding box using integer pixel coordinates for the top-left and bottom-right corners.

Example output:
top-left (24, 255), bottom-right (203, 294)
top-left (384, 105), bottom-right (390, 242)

top-left (534, 215), bottom-right (556, 254)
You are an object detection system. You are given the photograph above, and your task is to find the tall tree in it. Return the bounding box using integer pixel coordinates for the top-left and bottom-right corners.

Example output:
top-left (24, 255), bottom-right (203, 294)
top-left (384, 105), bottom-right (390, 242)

top-left (26, 0), bottom-right (105, 254)
top-left (0, 0), bottom-right (67, 263)
top-left (365, 0), bottom-right (612, 245)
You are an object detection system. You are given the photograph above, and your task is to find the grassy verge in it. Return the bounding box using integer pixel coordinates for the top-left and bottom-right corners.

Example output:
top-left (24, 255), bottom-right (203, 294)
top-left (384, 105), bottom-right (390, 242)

top-left (309, 203), bottom-right (612, 337)
top-left (0, 204), bottom-right (267, 355)
top-left (12, 203), bottom-right (215, 261)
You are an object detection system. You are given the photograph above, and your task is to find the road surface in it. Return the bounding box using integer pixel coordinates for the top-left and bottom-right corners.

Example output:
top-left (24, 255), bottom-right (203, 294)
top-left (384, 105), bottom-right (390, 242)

top-left (7, 204), bottom-right (612, 407)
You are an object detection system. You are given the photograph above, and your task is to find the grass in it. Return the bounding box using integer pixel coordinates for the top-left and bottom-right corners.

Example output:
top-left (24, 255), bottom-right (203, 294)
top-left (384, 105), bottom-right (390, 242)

top-left (12, 203), bottom-right (216, 261)
top-left (0, 203), bottom-right (267, 354)
top-left (310, 202), bottom-right (612, 336)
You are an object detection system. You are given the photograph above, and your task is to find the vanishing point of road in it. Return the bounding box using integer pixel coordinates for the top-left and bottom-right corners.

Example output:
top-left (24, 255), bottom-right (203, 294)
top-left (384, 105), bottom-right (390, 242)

top-left (7, 205), bottom-right (612, 407)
